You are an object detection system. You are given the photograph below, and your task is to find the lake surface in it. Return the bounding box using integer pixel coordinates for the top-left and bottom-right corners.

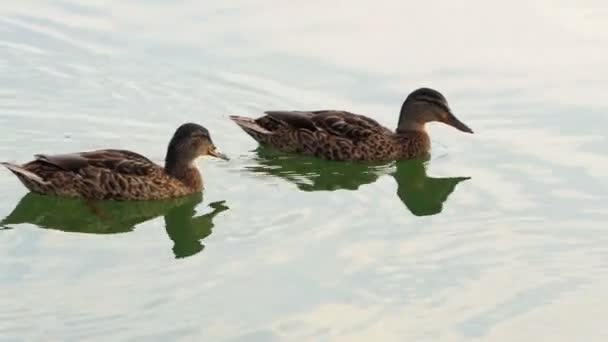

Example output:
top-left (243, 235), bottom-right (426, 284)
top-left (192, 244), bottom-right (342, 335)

top-left (1, 1), bottom-right (607, 341)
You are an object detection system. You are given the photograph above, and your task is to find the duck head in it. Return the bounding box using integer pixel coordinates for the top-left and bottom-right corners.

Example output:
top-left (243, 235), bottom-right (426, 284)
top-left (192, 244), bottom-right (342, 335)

top-left (166, 123), bottom-right (229, 167)
top-left (397, 88), bottom-right (473, 134)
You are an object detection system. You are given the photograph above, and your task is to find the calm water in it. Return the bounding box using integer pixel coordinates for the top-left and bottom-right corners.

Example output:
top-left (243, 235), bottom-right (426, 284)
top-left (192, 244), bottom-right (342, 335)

top-left (1, 1), bottom-right (607, 341)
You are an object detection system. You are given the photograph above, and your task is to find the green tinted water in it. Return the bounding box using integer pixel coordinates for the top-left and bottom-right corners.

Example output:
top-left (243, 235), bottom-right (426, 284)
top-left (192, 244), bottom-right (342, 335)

top-left (1, 1), bottom-right (607, 341)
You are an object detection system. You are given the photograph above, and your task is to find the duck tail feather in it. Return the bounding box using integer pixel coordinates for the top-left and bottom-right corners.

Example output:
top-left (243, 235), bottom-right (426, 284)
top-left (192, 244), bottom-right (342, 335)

top-left (1, 162), bottom-right (47, 184)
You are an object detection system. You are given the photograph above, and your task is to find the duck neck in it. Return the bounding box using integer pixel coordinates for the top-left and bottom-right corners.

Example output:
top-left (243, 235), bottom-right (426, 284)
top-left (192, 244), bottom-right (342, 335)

top-left (392, 129), bottom-right (431, 158)
top-left (396, 120), bottom-right (427, 133)
top-left (165, 157), bottom-right (203, 191)
top-left (397, 102), bottom-right (430, 134)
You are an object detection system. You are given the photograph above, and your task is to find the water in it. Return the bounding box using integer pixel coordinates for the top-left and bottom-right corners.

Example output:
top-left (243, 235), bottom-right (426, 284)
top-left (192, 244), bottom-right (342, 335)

top-left (1, 1), bottom-right (607, 341)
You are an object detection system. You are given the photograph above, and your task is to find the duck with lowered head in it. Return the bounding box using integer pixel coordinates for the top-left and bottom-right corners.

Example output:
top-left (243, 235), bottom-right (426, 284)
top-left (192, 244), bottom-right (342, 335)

top-left (230, 88), bottom-right (473, 162)
top-left (1, 123), bottom-right (228, 200)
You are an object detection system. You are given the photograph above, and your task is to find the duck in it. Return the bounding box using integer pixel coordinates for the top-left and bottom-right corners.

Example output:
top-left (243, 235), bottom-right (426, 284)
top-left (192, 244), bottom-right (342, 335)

top-left (230, 88), bottom-right (473, 162)
top-left (1, 123), bottom-right (228, 200)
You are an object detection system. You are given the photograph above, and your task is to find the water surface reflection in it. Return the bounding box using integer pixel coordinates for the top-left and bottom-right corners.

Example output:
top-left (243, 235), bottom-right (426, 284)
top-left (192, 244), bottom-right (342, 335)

top-left (246, 147), bottom-right (470, 216)
top-left (1, 192), bottom-right (228, 258)
top-left (393, 160), bottom-right (470, 216)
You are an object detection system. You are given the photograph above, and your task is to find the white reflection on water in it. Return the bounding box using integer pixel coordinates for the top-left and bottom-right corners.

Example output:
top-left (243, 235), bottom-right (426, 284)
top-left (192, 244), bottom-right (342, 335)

top-left (1, 0), bottom-right (607, 341)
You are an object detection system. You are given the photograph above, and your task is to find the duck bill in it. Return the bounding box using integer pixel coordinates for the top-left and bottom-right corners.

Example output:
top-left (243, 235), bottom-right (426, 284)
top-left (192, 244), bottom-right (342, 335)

top-left (446, 113), bottom-right (474, 134)
top-left (209, 146), bottom-right (230, 160)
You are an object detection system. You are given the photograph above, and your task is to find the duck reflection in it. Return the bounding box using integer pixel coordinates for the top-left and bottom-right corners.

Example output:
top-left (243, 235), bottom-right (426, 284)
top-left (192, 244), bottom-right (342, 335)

top-left (0, 192), bottom-right (228, 258)
top-left (246, 147), bottom-right (469, 216)
top-left (393, 160), bottom-right (470, 216)
top-left (164, 199), bottom-right (228, 258)
top-left (246, 147), bottom-right (389, 191)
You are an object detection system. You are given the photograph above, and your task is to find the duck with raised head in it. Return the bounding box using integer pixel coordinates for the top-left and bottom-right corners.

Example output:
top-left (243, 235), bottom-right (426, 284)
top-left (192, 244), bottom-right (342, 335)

top-left (1, 123), bottom-right (228, 200)
top-left (230, 88), bottom-right (473, 162)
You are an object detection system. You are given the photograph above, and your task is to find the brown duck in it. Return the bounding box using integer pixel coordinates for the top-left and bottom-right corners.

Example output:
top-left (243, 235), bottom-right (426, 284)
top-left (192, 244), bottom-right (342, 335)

top-left (230, 88), bottom-right (473, 162)
top-left (1, 123), bottom-right (228, 200)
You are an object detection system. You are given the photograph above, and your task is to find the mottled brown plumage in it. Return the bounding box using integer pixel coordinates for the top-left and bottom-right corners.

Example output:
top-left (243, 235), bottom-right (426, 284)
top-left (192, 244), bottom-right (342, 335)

top-left (230, 88), bottom-right (473, 162)
top-left (1, 123), bottom-right (228, 200)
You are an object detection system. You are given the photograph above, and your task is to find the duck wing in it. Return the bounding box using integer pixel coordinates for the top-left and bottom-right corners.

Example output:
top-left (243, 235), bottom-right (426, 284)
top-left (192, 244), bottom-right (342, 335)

top-left (32, 149), bottom-right (159, 176)
top-left (264, 110), bottom-right (391, 141)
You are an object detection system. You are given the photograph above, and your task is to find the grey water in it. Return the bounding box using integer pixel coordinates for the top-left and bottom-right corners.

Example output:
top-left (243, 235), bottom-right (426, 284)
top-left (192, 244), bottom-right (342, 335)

top-left (1, 1), bottom-right (607, 341)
